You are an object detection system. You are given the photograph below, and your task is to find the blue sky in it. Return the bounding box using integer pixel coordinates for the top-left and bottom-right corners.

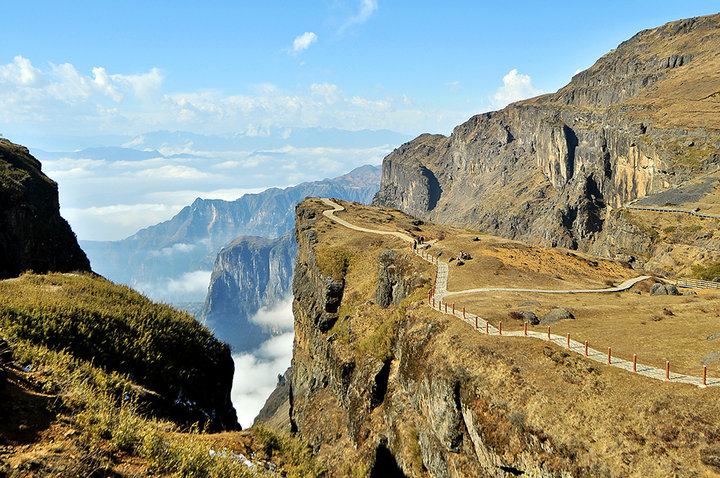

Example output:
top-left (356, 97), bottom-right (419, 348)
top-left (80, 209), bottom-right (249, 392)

top-left (1, 1), bottom-right (718, 148)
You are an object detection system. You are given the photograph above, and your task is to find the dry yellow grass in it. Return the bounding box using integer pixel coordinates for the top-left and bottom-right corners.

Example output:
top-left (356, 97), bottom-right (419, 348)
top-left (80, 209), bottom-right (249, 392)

top-left (317, 198), bottom-right (720, 379)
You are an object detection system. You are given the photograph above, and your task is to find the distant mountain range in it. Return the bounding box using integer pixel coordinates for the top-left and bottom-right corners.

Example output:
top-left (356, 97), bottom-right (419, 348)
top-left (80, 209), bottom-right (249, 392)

top-left (81, 164), bottom-right (382, 303)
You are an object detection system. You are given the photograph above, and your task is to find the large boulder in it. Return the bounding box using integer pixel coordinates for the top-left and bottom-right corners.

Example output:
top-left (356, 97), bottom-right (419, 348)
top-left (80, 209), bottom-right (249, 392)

top-left (540, 308), bottom-right (575, 325)
top-left (509, 310), bottom-right (539, 325)
top-left (650, 283), bottom-right (681, 296)
top-left (375, 250), bottom-right (414, 308)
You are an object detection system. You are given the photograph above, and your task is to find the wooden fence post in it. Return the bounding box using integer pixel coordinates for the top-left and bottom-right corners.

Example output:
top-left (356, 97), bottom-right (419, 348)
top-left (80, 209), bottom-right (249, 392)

top-left (523, 322), bottom-right (527, 336)
top-left (665, 361), bottom-right (670, 381)
top-left (499, 321), bottom-right (502, 336)
top-left (486, 322), bottom-right (489, 335)
top-left (547, 326), bottom-right (551, 341)
top-left (463, 307), bottom-right (465, 319)
top-left (584, 341), bottom-right (588, 357)
top-left (566, 333), bottom-right (570, 349)
top-left (703, 365), bottom-right (707, 386)
top-left (474, 316), bottom-right (478, 328)
top-left (607, 347), bottom-right (611, 365)
top-left (452, 304), bottom-right (455, 315)
top-left (633, 354), bottom-right (637, 373)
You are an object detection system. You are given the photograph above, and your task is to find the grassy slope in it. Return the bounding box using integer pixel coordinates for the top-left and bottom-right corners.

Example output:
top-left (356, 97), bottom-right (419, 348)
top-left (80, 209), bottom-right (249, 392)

top-left (0, 272), bottom-right (325, 477)
top-left (305, 198), bottom-right (720, 476)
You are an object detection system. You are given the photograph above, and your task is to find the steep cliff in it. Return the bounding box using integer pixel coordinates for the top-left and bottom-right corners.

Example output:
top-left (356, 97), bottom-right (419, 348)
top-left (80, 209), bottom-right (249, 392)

top-left (0, 139), bottom-right (90, 278)
top-left (201, 232), bottom-right (297, 352)
top-left (374, 14), bottom-right (720, 262)
top-left (287, 198), bottom-right (720, 477)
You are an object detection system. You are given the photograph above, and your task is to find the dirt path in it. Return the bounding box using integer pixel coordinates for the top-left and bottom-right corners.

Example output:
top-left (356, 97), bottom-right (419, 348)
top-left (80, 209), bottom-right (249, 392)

top-left (320, 198), bottom-right (714, 387)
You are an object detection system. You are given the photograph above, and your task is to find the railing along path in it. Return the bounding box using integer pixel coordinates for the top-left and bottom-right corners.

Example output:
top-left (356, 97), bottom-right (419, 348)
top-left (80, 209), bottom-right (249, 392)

top-left (320, 198), bottom-right (716, 388)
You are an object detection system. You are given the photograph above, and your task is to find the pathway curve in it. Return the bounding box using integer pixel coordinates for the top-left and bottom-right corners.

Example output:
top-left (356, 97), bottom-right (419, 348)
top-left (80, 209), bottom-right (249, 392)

top-left (319, 198), bottom-right (715, 387)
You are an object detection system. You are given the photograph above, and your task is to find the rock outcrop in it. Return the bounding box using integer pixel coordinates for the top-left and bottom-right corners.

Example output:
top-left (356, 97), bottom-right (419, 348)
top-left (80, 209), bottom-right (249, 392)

top-left (0, 139), bottom-right (90, 278)
top-left (201, 232), bottom-right (297, 352)
top-left (374, 14), bottom-right (720, 263)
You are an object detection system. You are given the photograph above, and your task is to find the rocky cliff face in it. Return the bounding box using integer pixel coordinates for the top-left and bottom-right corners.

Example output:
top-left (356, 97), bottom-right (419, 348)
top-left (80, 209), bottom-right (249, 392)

top-left (0, 139), bottom-right (90, 278)
top-left (286, 199), bottom-right (720, 477)
top-left (374, 14), bottom-right (720, 260)
top-left (201, 232), bottom-right (296, 352)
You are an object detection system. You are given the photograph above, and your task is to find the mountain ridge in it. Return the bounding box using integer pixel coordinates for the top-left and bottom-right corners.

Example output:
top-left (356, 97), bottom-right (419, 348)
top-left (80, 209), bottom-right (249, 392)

top-left (373, 13), bottom-right (720, 269)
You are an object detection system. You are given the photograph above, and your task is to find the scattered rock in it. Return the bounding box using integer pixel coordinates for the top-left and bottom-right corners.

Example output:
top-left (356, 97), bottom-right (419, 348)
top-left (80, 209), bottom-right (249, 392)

top-left (472, 237), bottom-right (480, 241)
top-left (650, 283), bottom-right (681, 296)
top-left (702, 351), bottom-right (720, 365)
top-left (456, 259), bottom-right (465, 266)
top-left (683, 290), bottom-right (698, 296)
top-left (707, 333), bottom-right (720, 341)
top-left (662, 308), bottom-right (674, 316)
top-left (509, 310), bottom-right (539, 325)
top-left (540, 308), bottom-right (575, 325)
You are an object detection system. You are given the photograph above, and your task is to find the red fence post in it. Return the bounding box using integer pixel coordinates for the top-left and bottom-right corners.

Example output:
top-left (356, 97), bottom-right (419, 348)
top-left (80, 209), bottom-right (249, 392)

top-left (444, 303), bottom-right (447, 313)
top-left (474, 316), bottom-right (478, 328)
top-left (633, 354), bottom-right (637, 373)
top-left (499, 321), bottom-right (502, 336)
top-left (523, 322), bottom-right (527, 336)
top-left (584, 341), bottom-right (588, 357)
top-left (432, 298), bottom-right (435, 308)
top-left (463, 307), bottom-right (466, 319)
top-left (665, 361), bottom-right (670, 381)
top-left (547, 326), bottom-right (551, 341)
top-left (566, 333), bottom-right (570, 349)
top-left (607, 347), bottom-right (611, 365)
top-left (452, 304), bottom-right (455, 315)
top-left (704, 365), bottom-right (707, 386)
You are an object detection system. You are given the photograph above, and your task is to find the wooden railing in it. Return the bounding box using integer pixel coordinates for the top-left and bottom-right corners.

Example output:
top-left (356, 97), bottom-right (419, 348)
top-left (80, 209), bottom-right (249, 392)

top-left (677, 278), bottom-right (720, 289)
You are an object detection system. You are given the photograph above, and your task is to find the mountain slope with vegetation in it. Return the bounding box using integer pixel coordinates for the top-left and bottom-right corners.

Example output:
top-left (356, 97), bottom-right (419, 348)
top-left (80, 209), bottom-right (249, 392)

top-left (286, 197), bottom-right (720, 476)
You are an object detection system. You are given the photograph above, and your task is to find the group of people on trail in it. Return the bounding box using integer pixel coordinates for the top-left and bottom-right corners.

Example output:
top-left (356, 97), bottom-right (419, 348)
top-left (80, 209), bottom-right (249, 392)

top-left (412, 235), bottom-right (427, 250)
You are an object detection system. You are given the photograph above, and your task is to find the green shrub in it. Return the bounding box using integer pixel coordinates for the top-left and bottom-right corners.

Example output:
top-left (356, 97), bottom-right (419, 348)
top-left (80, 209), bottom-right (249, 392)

top-left (692, 261), bottom-right (720, 281)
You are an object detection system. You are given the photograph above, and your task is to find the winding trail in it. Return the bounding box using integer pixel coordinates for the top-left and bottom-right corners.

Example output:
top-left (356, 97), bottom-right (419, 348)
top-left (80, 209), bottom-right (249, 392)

top-left (320, 198), bottom-right (716, 387)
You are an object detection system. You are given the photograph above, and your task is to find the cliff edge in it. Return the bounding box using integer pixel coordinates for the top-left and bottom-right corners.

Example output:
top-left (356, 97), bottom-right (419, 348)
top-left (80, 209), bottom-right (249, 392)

top-left (0, 139), bottom-right (90, 278)
top-left (287, 198), bottom-right (720, 477)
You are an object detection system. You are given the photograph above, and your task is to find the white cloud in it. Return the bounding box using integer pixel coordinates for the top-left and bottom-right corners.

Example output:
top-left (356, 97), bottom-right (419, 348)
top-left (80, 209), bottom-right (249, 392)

top-left (136, 165), bottom-right (210, 179)
top-left (231, 332), bottom-right (294, 428)
top-left (0, 55), bottom-right (42, 86)
top-left (166, 270), bottom-right (212, 294)
top-left (150, 242), bottom-right (197, 257)
top-left (310, 82), bottom-right (342, 104)
top-left (249, 296), bottom-right (293, 330)
top-left (62, 203), bottom-right (184, 240)
top-left (445, 80), bottom-right (461, 92)
top-left (291, 32), bottom-right (318, 53)
top-left (489, 69), bottom-right (543, 110)
top-left (339, 0), bottom-right (378, 33)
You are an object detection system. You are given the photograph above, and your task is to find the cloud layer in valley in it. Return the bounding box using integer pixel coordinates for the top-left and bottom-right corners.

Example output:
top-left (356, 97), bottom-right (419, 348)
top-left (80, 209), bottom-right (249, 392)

top-left (232, 332), bottom-right (294, 428)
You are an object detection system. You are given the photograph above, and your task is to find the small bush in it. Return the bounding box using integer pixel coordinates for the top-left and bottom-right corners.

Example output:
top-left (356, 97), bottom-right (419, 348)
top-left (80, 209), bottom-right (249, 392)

top-left (692, 261), bottom-right (720, 281)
